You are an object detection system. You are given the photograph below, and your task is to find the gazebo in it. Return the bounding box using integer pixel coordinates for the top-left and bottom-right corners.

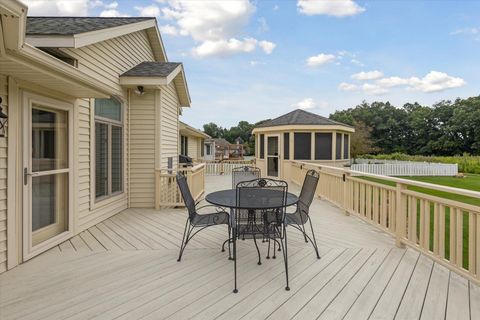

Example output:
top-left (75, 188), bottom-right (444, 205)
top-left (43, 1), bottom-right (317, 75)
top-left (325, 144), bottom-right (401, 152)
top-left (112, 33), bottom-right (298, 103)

top-left (252, 109), bottom-right (354, 178)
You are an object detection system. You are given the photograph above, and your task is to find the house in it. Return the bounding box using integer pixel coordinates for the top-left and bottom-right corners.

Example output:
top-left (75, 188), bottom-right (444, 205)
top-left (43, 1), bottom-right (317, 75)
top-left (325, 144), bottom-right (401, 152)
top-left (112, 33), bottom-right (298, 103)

top-left (0, 0), bottom-right (191, 273)
top-left (252, 109), bottom-right (354, 178)
top-left (179, 121), bottom-right (210, 162)
top-left (204, 138), bottom-right (245, 161)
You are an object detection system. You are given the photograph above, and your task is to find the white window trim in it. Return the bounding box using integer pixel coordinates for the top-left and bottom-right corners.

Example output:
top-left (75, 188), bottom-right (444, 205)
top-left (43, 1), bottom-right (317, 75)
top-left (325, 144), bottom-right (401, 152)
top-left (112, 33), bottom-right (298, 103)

top-left (90, 98), bottom-right (126, 210)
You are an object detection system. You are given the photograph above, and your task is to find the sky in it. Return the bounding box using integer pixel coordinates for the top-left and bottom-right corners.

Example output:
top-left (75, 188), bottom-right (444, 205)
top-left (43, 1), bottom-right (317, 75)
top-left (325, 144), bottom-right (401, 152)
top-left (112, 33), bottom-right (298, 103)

top-left (22, 0), bottom-right (480, 129)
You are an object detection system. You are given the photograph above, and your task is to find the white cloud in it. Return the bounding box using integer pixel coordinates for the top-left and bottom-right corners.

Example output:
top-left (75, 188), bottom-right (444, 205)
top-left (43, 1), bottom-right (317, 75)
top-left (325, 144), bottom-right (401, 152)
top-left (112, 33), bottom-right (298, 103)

top-left (297, 0), bottom-right (365, 17)
top-left (159, 24), bottom-right (179, 36)
top-left (306, 53), bottom-right (336, 67)
top-left (158, 0), bottom-right (274, 57)
top-left (450, 27), bottom-right (480, 41)
top-left (192, 38), bottom-right (258, 57)
top-left (135, 5), bottom-right (160, 17)
top-left (22, 0), bottom-right (89, 16)
top-left (350, 58), bottom-right (364, 66)
top-left (292, 98), bottom-right (316, 109)
top-left (351, 70), bottom-right (384, 81)
top-left (375, 76), bottom-right (410, 88)
top-left (257, 17), bottom-right (269, 33)
top-left (258, 41), bottom-right (276, 54)
top-left (339, 82), bottom-right (357, 91)
top-left (408, 71), bottom-right (466, 93)
top-left (273, 5), bottom-right (279, 11)
top-left (362, 83), bottom-right (388, 95)
top-left (100, 9), bottom-right (129, 17)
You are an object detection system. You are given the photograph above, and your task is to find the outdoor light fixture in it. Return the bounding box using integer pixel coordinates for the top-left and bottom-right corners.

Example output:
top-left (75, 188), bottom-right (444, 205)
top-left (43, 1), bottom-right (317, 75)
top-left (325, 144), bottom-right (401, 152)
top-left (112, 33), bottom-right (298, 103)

top-left (135, 86), bottom-right (145, 95)
top-left (0, 97), bottom-right (7, 137)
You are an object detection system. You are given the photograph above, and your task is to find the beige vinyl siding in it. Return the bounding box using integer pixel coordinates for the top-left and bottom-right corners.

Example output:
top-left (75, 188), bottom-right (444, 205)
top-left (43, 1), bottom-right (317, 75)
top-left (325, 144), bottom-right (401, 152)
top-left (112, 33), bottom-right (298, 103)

top-left (187, 137), bottom-right (198, 160)
top-left (76, 98), bottom-right (128, 231)
top-left (129, 91), bottom-right (156, 207)
top-left (159, 82), bottom-right (179, 169)
top-left (0, 75), bottom-right (7, 273)
top-left (60, 30), bottom-right (155, 94)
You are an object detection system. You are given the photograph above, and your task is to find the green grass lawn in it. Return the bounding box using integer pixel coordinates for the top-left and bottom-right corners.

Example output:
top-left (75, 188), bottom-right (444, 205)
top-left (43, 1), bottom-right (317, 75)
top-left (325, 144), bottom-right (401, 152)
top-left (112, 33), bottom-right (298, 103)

top-left (359, 174), bottom-right (480, 269)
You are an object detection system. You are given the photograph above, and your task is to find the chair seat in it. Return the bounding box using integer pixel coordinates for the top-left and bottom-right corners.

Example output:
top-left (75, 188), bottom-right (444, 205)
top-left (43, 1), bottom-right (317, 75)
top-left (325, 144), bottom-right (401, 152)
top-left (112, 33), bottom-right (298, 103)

top-left (191, 211), bottom-right (229, 226)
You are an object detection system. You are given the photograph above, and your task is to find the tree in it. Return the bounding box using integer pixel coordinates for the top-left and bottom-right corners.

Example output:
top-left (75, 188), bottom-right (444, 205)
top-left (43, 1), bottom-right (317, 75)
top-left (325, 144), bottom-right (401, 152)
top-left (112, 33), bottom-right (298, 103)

top-left (350, 121), bottom-right (379, 161)
top-left (203, 122), bottom-right (224, 139)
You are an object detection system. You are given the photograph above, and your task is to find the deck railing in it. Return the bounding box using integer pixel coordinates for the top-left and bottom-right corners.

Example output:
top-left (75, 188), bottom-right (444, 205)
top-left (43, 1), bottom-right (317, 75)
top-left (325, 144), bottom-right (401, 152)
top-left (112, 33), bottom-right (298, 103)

top-left (287, 160), bottom-right (480, 284)
top-left (202, 160), bottom-right (255, 175)
top-left (154, 163), bottom-right (206, 209)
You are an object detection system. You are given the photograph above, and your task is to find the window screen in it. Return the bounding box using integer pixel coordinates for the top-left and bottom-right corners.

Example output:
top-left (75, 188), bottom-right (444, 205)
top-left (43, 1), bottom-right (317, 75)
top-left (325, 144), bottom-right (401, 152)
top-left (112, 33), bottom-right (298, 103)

top-left (111, 126), bottom-right (123, 193)
top-left (315, 132), bottom-right (332, 160)
top-left (336, 133), bottom-right (342, 160)
top-left (283, 132), bottom-right (290, 160)
top-left (95, 98), bottom-right (122, 121)
top-left (259, 134), bottom-right (265, 159)
top-left (294, 133), bottom-right (311, 160)
top-left (201, 140), bottom-right (205, 157)
top-left (95, 122), bottom-right (108, 198)
top-left (344, 135), bottom-right (349, 159)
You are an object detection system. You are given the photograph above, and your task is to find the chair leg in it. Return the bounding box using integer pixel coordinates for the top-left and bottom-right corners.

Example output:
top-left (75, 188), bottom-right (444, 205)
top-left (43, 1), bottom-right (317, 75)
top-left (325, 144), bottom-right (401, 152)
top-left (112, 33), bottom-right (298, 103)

top-left (252, 233), bottom-right (262, 265)
top-left (233, 226), bottom-right (238, 293)
top-left (300, 222), bottom-right (309, 243)
top-left (177, 219), bottom-right (190, 262)
top-left (309, 217), bottom-right (321, 259)
top-left (273, 238), bottom-right (276, 259)
top-left (266, 238), bottom-right (271, 259)
top-left (280, 226), bottom-right (290, 291)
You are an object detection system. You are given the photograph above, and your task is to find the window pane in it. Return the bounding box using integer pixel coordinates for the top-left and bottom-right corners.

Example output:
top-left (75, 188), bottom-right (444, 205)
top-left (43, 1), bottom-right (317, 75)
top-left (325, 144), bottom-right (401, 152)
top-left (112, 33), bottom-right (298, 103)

top-left (111, 126), bottom-right (123, 193)
top-left (95, 123), bottom-right (108, 198)
top-left (32, 106), bottom-right (68, 172)
top-left (95, 98), bottom-right (121, 121)
top-left (294, 133), bottom-right (311, 160)
top-left (284, 133), bottom-right (289, 160)
top-left (336, 133), bottom-right (342, 160)
top-left (344, 135), bottom-right (349, 159)
top-left (259, 134), bottom-right (265, 159)
top-left (201, 140), bottom-right (204, 157)
top-left (315, 133), bottom-right (332, 160)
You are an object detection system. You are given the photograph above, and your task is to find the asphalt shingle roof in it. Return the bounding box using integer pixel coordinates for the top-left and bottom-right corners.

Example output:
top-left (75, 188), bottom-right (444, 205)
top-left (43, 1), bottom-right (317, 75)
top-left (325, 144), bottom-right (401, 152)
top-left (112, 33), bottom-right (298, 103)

top-left (120, 62), bottom-right (181, 77)
top-left (26, 17), bottom-right (154, 35)
top-left (255, 109), bottom-right (351, 128)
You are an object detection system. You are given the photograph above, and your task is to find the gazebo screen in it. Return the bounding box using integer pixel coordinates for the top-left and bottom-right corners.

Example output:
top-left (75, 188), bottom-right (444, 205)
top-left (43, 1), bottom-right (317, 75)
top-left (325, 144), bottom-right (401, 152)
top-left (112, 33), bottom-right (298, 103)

top-left (315, 133), bottom-right (332, 160)
top-left (294, 133), bottom-right (311, 160)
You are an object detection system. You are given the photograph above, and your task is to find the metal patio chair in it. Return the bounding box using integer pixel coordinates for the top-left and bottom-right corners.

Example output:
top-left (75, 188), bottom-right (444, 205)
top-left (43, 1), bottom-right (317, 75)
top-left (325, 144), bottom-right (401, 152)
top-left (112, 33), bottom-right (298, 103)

top-left (233, 178), bottom-right (290, 292)
top-left (232, 166), bottom-right (261, 189)
top-left (176, 172), bottom-right (230, 262)
top-left (285, 169), bottom-right (321, 259)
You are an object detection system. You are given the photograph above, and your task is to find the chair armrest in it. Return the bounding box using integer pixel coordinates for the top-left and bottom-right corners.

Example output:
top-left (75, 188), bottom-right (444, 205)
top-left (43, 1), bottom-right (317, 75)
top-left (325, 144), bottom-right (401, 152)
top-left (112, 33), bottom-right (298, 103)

top-left (196, 204), bottom-right (227, 213)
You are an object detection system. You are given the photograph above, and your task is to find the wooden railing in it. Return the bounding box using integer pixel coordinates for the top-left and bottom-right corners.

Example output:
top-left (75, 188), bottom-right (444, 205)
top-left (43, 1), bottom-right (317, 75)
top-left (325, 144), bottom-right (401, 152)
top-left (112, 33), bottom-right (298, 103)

top-left (287, 160), bottom-right (480, 284)
top-left (154, 163), bottom-right (206, 209)
top-left (202, 160), bottom-right (255, 175)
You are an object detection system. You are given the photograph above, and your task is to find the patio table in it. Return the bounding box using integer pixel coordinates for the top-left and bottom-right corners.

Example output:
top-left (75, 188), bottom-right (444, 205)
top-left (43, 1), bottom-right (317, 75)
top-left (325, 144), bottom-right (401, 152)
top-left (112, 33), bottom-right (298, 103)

top-left (205, 188), bottom-right (298, 293)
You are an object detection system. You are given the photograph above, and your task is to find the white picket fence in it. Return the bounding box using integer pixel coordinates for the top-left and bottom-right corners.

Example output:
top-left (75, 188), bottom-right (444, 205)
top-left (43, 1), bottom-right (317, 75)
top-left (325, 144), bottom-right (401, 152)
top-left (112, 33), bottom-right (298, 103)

top-left (352, 160), bottom-right (458, 176)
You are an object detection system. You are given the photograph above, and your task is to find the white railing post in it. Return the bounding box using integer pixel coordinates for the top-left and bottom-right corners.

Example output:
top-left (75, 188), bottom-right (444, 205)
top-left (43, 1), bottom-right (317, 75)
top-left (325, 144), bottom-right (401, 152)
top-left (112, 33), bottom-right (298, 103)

top-left (395, 182), bottom-right (406, 248)
top-left (343, 169), bottom-right (351, 216)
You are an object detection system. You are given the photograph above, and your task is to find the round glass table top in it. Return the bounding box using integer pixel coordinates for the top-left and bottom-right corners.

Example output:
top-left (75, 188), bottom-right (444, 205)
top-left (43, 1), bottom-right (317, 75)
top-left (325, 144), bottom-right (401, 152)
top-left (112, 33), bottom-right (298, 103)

top-left (205, 189), bottom-right (298, 209)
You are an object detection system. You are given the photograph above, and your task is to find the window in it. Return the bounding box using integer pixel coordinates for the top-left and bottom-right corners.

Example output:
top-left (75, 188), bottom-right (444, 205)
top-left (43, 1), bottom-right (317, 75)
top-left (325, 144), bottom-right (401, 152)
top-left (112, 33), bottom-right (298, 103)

top-left (344, 134), bottom-right (349, 159)
top-left (181, 136), bottom-right (188, 156)
top-left (201, 140), bottom-right (205, 157)
top-left (283, 132), bottom-right (290, 160)
top-left (259, 134), bottom-right (265, 159)
top-left (94, 98), bottom-right (123, 200)
top-left (206, 144), bottom-right (211, 155)
top-left (336, 133), bottom-right (342, 160)
top-left (294, 133), bottom-right (311, 160)
top-left (315, 133), bottom-right (332, 160)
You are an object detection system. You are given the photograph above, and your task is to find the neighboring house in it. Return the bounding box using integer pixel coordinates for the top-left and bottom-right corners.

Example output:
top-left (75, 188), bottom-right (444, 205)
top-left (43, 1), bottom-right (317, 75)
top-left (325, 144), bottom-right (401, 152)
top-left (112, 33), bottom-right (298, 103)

top-left (204, 138), bottom-right (245, 161)
top-left (0, 0), bottom-right (191, 273)
top-left (252, 109), bottom-right (354, 178)
top-left (179, 121), bottom-right (210, 162)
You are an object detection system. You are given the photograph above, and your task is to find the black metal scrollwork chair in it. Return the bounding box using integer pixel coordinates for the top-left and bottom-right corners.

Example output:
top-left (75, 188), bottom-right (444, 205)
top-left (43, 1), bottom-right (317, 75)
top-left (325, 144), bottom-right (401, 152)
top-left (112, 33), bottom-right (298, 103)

top-left (176, 172), bottom-right (230, 262)
top-left (233, 178), bottom-right (290, 293)
top-left (285, 169), bottom-right (321, 259)
top-left (232, 166), bottom-right (261, 189)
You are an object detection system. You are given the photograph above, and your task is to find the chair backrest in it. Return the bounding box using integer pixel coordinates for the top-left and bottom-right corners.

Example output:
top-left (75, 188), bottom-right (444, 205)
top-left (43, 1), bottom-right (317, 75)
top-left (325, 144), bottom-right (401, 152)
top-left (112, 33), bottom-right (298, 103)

top-left (176, 172), bottom-right (196, 220)
top-left (236, 178), bottom-right (288, 235)
top-left (298, 169), bottom-right (320, 217)
top-left (232, 166), bottom-right (261, 189)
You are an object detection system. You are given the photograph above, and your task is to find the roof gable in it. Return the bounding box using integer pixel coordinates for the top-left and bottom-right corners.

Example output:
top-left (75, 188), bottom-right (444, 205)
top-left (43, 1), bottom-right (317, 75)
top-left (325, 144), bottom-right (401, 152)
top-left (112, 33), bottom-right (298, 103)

top-left (255, 109), bottom-right (351, 128)
top-left (26, 17), bottom-right (154, 35)
top-left (121, 62), bottom-right (181, 77)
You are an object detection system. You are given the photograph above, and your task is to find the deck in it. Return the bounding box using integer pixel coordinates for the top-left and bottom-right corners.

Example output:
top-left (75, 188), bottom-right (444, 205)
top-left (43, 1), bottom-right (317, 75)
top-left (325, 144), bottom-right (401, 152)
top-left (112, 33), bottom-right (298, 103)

top-left (0, 176), bottom-right (479, 319)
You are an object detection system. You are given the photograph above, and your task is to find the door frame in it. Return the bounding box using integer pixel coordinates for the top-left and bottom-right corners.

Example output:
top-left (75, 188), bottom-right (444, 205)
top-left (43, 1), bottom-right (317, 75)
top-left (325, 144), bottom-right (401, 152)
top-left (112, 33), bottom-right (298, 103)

top-left (22, 91), bottom-right (74, 260)
top-left (265, 133), bottom-right (281, 178)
